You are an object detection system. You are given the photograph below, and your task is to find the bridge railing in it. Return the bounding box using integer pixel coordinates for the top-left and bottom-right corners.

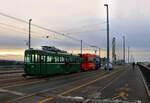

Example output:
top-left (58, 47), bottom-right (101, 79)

top-left (138, 64), bottom-right (150, 83)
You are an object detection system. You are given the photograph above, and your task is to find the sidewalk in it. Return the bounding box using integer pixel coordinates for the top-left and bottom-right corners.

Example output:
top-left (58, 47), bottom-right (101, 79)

top-left (101, 65), bottom-right (150, 103)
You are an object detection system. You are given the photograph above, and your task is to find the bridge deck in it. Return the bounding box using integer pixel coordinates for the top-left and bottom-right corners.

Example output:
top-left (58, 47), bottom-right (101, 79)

top-left (0, 65), bottom-right (149, 103)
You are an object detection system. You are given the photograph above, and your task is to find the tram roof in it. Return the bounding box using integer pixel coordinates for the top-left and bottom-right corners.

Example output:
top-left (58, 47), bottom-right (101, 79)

top-left (25, 49), bottom-right (79, 56)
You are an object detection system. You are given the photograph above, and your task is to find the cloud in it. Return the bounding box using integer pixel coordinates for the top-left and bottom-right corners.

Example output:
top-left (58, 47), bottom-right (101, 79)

top-left (0, 0), bottom-right (150, 61)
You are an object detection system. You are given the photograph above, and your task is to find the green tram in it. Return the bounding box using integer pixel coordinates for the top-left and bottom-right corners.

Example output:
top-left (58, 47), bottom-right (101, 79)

top-left (24, 49), bottom-right (81, 76)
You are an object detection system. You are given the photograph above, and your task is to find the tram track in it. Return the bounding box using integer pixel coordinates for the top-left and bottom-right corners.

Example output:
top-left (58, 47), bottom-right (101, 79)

top-left (4, 69), bottom-right (106, 103)
top-left (0, 69), bottom-right (103, 89)
top-left (6, 69), bottom-right (124, 103)
top-left (0, 77), bottom-right (25, 84)
top-left (0, 73), bottom-right (23, 80)
top-left (0, 66), bottom-right (122, 89)
top-left (9, 71), bottom-right (104, 90)
top-left (37, 69), bottom-right (125, 103)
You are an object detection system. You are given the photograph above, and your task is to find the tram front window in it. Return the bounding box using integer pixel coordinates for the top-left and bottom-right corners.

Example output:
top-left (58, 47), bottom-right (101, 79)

top-left (25, 54), bottom-right (31, 63)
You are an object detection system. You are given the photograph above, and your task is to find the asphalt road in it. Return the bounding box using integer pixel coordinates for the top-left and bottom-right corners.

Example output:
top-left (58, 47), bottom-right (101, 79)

top-left (0, 65), bottom-right (149, 103)
top-left (0, 69), bottom-right (107, 103)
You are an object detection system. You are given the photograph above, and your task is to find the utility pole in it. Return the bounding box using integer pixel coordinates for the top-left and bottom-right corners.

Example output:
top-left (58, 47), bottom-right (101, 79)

top-left (81, 40), bottom-right (83, 54)
top-left (29, 19), bottom-right (32, 49)
top-left (128, 46), bottom-right (130, 63)
top-left (123, 36), bottom-right (125, 63)
top-left (104, 4), bottom-right (110, 70)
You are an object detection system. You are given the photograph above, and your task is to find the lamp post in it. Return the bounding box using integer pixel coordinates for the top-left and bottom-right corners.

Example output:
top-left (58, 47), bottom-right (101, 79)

top-left (29, 19), bottom-right (32, 49)
top-left (123, 36), bottom-right (125, 63)
top-left (104, 4), bottom-right (110, 70)
top-left (128, 46), bottom-right (130, 63)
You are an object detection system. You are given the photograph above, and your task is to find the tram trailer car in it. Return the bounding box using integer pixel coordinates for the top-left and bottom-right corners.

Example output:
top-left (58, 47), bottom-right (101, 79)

top-left (80, 54), bottom-right (96, 71)
top-left (24, 49), bottom-right (81, 76)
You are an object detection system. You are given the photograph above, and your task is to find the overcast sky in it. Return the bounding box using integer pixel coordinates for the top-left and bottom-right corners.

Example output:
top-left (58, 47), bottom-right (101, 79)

top-left (0, 0), bottom-right (150, 61)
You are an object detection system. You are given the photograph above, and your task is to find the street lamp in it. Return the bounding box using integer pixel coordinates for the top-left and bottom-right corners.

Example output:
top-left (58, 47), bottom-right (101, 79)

top-left (104, 4), bottom-right (110, 70)
top-left (29, 19), bottom-right (32, 49)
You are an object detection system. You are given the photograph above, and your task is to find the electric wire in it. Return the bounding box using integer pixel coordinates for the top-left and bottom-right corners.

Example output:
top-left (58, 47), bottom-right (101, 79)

top-left (0, 12), bottom-right (100, 48)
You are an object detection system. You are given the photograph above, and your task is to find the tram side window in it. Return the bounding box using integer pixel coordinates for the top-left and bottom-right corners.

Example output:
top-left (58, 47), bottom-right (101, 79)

top-left (51, 56), bottom-right (54, 63)
top-left (69, 57), bottom-right (72, 63)
top-left (60, 56), bottom-right (64, 63)
top-left (75, 57), bottom-right (78, 63)
top-left (35, 54), bottom-right (38, 63)
top-left (41, 55), bottom-right (46, 63)
top-left (34, 54), bottom-right (40, 63)
top-left (88, 57), bottom-right (94, 63)
top-left (64, 57), bottom-right (67, 62)
top-left (59, 56), bottom-right (62, 63)
top-left (47, 56), bottom-right (52, 63)
top-left (54, 56), bottom-right (59, 63)
top-left (66, 57), bottom-right (69, 62)
top-left (25, 54), bottom-right (31, 63)
top-left (31, 54), bottom-right (35, 63)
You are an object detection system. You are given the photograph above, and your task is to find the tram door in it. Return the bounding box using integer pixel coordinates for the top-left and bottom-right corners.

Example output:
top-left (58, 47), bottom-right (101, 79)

top-left (40, 55), bottom-right (47, 75)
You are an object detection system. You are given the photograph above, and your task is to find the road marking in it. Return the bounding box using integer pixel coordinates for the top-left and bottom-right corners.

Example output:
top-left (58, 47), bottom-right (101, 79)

top-left (37, 69), bottom-right (123, 103)
top-left (0, 88), bottom-right (25, 96)
top-left (113, 84), bottom-right (130, 97)
top-left (112, 84), bottom-right (130, 100)
top-left (113, 91), bottom-right (128, 100)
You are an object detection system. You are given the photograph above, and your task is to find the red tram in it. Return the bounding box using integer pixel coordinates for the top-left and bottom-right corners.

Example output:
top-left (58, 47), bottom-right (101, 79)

top-left (80, 54), bottom-right (96, 71)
